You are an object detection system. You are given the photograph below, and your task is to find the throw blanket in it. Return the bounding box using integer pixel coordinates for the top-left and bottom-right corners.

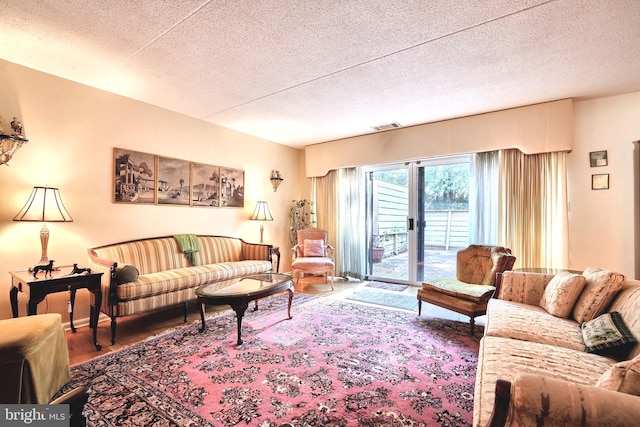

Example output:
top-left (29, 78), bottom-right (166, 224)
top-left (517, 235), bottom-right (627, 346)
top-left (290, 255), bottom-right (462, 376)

top-left (174, 234), bottom-right (200, 266)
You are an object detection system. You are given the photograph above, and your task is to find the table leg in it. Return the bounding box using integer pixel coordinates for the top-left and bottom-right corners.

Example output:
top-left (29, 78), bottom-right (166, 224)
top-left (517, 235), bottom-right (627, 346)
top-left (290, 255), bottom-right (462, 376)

top-left (287, 288), bottom-right (293, 320)
top-left (10, 286), bottom-right (19, 318)
top-left (69, 288), bottom-right (77, 333)
top-left (231, 302), bottom-right (249, 346)
top-left (91, 288), bottom-right (102, 351)
top-left (198, 302), bottom-right (207, 333)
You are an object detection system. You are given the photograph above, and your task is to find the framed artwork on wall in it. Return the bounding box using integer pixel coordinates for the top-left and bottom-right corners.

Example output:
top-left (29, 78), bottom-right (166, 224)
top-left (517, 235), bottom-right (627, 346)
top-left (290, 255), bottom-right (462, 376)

top-left (191, 163), bottom-right (220, 207)
top-left (113, 148), bottom-right (157, 204)
top-left (592, 173), bottom-right (609, 190)
top-left (157, 156), bottom-right (191, 206)
top-left (220, 167), bottom-right (245, 207)
top-left (589, 150), bottom-right (608, 167)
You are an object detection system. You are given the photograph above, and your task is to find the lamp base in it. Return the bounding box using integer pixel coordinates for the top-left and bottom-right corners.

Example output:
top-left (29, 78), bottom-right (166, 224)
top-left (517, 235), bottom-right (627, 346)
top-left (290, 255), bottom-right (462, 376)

top-left (38, 224), bottom-right (50, 266)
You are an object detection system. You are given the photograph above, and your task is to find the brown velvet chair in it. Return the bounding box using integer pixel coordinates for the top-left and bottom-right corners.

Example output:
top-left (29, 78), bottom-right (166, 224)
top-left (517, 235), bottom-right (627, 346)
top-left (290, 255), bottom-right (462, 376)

top-left (417, 244), bottom-right (516, 336)
top-left (291, 228), bottom-right (336, 290)
top-left (0, 314), bottom-right (90, 427)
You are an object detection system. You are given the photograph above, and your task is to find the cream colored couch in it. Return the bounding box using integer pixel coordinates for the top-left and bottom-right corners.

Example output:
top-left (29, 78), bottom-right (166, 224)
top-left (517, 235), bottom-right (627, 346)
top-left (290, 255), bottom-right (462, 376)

top-left (88, 235), bottom-right (273, 345)
top-left (474, 269), bottom-right (640, 427)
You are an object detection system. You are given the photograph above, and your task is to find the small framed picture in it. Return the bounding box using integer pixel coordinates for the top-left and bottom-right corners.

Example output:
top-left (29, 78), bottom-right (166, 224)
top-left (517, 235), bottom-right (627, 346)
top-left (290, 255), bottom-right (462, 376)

top-left (592, 173), bottom-right (609, 190)
top-left (589, 150), bottom-right (608, 167)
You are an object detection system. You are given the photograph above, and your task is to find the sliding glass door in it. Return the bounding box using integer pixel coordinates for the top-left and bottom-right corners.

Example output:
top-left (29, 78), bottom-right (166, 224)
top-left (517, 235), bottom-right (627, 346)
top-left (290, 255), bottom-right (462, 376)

top-left (365, 156), bottom-right (470, 285)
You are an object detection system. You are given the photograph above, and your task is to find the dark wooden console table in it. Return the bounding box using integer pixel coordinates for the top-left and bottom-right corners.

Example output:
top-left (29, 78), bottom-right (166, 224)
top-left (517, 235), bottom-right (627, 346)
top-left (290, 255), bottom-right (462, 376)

top-left (9, 265), bottom-right (103, 351)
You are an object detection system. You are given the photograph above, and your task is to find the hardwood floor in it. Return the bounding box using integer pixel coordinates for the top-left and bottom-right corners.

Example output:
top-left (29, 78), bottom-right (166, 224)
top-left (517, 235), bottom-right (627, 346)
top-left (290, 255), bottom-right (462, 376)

top-left (65, 276), bottom-right (477, 366)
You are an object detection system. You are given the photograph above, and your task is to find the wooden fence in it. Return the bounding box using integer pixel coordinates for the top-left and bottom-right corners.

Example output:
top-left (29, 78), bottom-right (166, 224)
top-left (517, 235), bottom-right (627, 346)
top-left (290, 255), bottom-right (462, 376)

top-left (373, 179), bottom-right (468, 255)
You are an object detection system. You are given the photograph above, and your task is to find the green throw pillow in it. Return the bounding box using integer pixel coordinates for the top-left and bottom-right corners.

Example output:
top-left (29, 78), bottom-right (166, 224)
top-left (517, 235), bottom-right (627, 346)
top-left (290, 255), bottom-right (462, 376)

top-left (581, 311), bottom-right (637, 360)
top-left (116, 264), bottom-right (139, 284)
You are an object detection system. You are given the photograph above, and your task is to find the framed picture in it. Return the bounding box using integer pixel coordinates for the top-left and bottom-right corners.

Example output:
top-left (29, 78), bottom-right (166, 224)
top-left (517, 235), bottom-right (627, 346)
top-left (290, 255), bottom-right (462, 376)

top-left (589, 150), bottom-right (608, 167)
top-left (592, 173), bottom-right (609, 190)
top-left (191, 163), bottom-right (220, 207)
top-left (220, 167), bottom-right (245, 207)
top-left (113, 148), bottom-right (156, 204)
top-left (157, 156), bottom-right (191, 205)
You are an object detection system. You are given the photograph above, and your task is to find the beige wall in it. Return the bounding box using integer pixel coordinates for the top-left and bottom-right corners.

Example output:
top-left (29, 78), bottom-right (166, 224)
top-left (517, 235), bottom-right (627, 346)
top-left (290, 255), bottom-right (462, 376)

top-left (305, 99), bottom-right (574, 177)
top-left (567, 92), bottom-right (640, 278)
top-left (0, 60), bottom-right (304, 321)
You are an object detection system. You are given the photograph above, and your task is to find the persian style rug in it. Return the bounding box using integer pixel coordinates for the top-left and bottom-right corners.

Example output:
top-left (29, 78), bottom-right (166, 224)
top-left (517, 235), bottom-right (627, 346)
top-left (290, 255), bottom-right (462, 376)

top-left (364, 281), bottom-right (409, 292)
top-left (60, 294), bottom-right (481, 426)
top-left (346, 288), bottom-right (418, 312)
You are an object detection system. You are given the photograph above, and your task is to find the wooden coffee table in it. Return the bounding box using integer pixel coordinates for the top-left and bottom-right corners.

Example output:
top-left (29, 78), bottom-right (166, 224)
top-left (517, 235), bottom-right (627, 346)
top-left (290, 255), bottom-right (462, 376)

top-left (196, 273), bottom-right (294, 345)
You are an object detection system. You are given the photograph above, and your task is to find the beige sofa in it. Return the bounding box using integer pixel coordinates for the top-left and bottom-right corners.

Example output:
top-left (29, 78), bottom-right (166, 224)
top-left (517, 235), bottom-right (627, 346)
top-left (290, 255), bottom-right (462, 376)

top-left (88, 235), bottom-right (273, 344)
top-left (474, 268), bottom-right (640, 427)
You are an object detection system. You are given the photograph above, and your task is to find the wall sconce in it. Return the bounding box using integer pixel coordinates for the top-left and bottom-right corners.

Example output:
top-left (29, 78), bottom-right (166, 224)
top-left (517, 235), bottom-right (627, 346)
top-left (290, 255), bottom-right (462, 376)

top-left (270, 170), bottom-right (283, 192)
top-left (0, 116), bottom-right (28, 166)
top-left (249, 201), bottom-right (273, 243)
top-left (13, 186), bottom-right (73, 266)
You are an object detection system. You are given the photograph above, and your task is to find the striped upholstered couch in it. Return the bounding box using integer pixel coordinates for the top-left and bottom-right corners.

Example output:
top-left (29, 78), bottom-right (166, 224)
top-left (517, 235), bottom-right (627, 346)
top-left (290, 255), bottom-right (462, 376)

top-left (475, 269), bottom-right (640, 426)
top-left (87, 235), bottom-right (273, 344)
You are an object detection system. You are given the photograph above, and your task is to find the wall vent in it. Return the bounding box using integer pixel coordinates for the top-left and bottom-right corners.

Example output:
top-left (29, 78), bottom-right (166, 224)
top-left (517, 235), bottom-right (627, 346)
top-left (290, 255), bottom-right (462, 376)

top-left (371, 122), bottom-right (401, 131)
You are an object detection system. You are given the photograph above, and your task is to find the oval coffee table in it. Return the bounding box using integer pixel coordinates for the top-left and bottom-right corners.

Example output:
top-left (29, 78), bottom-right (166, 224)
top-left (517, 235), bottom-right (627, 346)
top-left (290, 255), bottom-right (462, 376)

top-left (196, 273), bottom-right (294, 346)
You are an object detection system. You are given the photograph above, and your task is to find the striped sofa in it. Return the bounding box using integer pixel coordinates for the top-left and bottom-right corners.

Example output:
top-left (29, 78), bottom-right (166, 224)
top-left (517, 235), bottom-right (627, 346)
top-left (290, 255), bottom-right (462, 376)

top-left (87, 235), bottom-right (273, 344)
top-left (475, 269), bottom-right (640, 427)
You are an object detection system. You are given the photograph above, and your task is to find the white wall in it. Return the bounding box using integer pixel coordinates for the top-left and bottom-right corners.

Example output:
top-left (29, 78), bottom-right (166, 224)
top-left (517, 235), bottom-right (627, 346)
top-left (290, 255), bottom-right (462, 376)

top-left (0, 60), bottom-right (304, 321)
top-left (567, 92), bottom-right (640, 278)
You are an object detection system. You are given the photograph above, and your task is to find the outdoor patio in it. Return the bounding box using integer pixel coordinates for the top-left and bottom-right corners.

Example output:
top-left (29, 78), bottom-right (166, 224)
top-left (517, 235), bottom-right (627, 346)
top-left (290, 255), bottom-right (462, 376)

top-left (371, 248), bottom-right (460, 284)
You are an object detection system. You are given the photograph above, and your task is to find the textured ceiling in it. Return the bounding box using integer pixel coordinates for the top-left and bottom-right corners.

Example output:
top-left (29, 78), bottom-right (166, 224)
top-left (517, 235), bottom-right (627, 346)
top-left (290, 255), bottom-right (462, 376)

top-left (1, 0), bottom-right (640, 148)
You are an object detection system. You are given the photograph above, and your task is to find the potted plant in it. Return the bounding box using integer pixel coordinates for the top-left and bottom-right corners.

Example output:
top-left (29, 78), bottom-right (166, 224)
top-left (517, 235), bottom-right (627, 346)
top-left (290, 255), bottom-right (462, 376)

top-left (372, 235), bottom-right (384, 263)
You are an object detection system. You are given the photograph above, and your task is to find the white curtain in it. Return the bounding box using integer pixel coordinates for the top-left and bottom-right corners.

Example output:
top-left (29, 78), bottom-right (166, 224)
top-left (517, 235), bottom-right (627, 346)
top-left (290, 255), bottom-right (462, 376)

top-left (498, 149), bottom-right (569, 269)
top-left (469, 151), bottom-right (499, 245)
top-left (313, 168), bottom-right (365, 280)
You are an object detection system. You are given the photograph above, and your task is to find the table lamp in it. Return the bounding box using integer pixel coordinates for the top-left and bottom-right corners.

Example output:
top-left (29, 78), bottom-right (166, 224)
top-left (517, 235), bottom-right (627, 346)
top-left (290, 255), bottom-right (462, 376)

top-left (249, 201), bottom-right (273, 244)
top-left (13, 186), bottom-right (73, 265)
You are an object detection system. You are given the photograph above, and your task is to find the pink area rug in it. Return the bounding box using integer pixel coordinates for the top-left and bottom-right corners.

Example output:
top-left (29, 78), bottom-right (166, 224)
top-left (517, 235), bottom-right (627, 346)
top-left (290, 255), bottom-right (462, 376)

top-left (60, 294), bottom-right (481, 426)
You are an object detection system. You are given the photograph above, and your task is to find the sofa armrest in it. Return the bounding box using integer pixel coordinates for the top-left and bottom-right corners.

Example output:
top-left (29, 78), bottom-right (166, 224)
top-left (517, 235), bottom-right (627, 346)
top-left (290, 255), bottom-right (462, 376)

top-left (497, 271), bottom-right (555, 305)
top-left (87, 249), bottom-right (118, 313)
top-left (488, 374), bottom-right (640, 427)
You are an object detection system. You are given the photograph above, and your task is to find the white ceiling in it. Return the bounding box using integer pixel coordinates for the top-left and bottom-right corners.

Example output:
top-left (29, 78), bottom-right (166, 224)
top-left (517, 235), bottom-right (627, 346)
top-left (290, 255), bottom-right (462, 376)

top-left (1, 0), bottom-right (640, 148)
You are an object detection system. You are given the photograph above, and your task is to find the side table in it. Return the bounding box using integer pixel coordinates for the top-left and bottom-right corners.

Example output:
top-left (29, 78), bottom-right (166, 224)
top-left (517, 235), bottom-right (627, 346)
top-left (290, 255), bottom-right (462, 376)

top-left (9, 265), bottom-right (103, 351)
top-left (271, 246), bottom-right (280, 272)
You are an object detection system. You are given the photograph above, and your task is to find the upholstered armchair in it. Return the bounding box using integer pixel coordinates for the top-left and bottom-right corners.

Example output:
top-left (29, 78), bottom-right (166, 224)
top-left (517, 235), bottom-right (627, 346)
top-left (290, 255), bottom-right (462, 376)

top-left (0, 314), bottom-right (90, 427)
top-left (417, 244), bottom-right (516, 335)
top-left (291, 228), bottom-right (336, 290)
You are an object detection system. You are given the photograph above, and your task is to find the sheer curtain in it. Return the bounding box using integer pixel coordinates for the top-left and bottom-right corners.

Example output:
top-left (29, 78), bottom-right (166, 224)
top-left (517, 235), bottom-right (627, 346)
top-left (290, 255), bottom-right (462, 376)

top-left (498, 149), bottom-right (569, 269)
top-left (470, 151), bottom-right (499, 245)
top-left (313, 168), bottom-right (365, 280)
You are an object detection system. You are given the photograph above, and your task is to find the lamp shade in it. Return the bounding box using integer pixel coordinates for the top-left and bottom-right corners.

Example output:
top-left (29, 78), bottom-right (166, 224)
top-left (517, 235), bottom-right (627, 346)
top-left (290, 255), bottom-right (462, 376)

top-left (249, 201), bottom-right (273, 222)
top-left (13, 186), bottom-right (73, 222)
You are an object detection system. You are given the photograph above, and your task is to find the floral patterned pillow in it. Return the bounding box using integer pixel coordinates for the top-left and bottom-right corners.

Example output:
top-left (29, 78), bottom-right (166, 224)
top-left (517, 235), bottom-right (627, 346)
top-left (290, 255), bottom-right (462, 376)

top-left (539, 272), bottom-right (586, 318)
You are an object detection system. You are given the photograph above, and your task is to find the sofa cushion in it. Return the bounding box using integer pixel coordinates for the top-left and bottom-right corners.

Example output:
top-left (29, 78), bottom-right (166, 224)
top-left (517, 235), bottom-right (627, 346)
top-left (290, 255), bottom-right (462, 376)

top-left (582, 311), bottom-right (637, 359)
top-left (303, 239), bottom-right (325, 257)
top-left (539, 272), bottom-right (585, 318)
top-left (596, 356), bottom-right (640, 395)
top-left (422, 279), bottom-right (495, 303)
top-left (497, 271), bottom-right (555, 305)
top-left (115, 264), bottom-right (139, 284)
top-left (485, 298), bottom-right (585, 351)
top-left (573, 267), bottom-right (626, 323)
